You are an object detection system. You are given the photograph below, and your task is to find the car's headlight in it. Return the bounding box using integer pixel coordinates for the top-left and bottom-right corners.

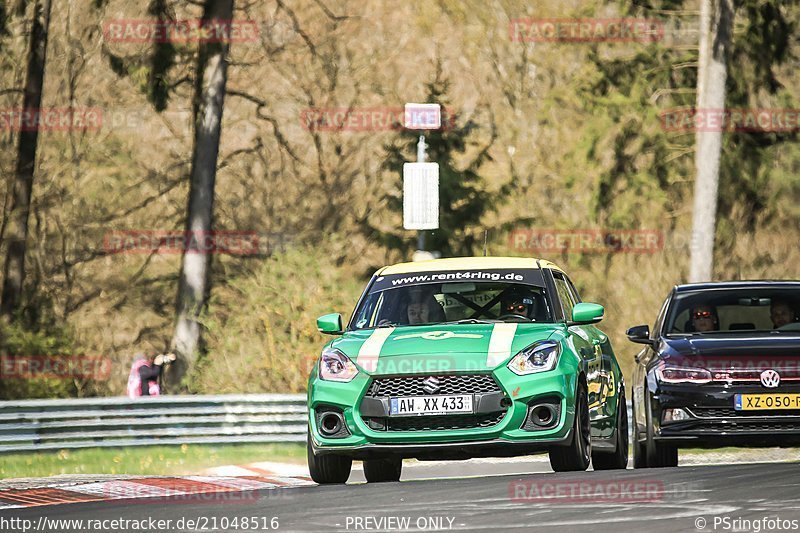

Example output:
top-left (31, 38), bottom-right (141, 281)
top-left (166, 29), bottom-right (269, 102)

top-left (507, 340), bottom-right (561, 375)
top-left (319, 348), bottom-right (359, 382)
top-left (655, 362), bottom-right (711, 384)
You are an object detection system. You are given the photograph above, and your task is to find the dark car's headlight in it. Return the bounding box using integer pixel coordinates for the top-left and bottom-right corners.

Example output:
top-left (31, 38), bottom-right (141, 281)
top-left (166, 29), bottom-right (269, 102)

top-left (508, 340), bottom-right (561, 375)
top-left (319, 348), bottom-right (359, 382)
top-left (656, 362), bottom-right (712, 384)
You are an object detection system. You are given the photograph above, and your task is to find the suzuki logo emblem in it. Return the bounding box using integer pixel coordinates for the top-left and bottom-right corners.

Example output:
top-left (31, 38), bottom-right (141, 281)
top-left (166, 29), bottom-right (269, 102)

top-left (422, 376), bottom-right (440, 394)
top-left (760, 369), bottom-right (781, 388)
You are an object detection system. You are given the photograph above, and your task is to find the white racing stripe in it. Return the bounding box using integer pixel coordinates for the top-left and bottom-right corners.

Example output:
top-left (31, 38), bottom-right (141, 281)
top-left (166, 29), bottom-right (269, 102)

top-left (486, 323), bottom-right (518, 367)
top-left (357, 327), bottom-right (395, 372)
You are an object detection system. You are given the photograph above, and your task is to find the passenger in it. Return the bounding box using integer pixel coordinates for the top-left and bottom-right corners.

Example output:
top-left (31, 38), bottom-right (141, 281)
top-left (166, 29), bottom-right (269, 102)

top-left (377, 287), bottom-right (444, 326)
top-left (771, 299), bottom-right (797, 329)
top-left (406, 287), bottom-right (442, 325)
top-left (690, 305), bottom-right (718, 332)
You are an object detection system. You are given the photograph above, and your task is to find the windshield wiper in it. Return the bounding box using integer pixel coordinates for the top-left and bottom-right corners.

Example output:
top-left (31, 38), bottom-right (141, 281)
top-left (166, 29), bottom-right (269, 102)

top-left (447, 319), bottom-right (496, 324)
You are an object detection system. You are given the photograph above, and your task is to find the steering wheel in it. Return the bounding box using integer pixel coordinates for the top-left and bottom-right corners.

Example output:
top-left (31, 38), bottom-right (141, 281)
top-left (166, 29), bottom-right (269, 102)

top-left (498, 313), bottom-right (529, 321)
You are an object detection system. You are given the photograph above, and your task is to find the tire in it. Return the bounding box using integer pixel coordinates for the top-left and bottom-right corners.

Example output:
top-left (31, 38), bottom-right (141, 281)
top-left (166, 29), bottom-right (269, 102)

top-left (549, 383), bottom-right (591, 472)
top-left (307, 432), bottom-right (352, 484)
top-left (644, 396), bottom-right (678, 468)
top-left (631, 396), bottom-right (648, 468)
top-left (363, 457), bottom-right (403, 483)
top-left (592, 390), bottom-right (629, 470)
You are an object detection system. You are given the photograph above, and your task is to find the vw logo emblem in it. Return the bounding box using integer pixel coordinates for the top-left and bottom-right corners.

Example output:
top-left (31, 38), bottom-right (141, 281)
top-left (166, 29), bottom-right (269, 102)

top-left (422, 376), bottom-right (440, 394)
top-left (760, 369), bottom-right (781, 388)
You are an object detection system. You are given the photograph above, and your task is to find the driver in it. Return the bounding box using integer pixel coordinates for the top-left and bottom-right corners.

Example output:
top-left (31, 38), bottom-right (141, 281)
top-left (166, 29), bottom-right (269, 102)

top-left (771, 299), bottom-right (797, 329)
top-left (690, 305), bottom-right (719, 332)
top-left (500, 289), bottom-right (535, 319)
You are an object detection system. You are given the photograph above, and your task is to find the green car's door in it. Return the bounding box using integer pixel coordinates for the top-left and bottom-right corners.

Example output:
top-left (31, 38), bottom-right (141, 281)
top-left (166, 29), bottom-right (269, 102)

top-left (552, 271), bottom-right (607, 438)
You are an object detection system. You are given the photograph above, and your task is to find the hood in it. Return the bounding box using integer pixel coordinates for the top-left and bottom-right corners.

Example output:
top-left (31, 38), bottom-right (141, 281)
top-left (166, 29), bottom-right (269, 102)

top-left (660, 333), bottom-right (800, 370)
top-left (330, 323), bottom-right (558, 375)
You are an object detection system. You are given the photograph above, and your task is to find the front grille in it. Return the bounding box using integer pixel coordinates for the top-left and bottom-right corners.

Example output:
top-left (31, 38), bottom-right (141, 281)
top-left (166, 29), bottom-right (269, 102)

top-left (688, 407), bottom-right (800, 418)
top-left (365, 374), bottom-right (500, 397)
top-left (683, 421), bottom-right (800, 433)
top-left (383, 411), bottom-right (507, 432)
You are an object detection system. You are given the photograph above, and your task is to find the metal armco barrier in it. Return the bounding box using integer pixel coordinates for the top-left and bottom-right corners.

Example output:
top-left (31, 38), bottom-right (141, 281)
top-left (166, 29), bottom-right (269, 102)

top-left (0, 395), bottom-right (634, 454)
top-left (0, 394), bottom-right (308, 453)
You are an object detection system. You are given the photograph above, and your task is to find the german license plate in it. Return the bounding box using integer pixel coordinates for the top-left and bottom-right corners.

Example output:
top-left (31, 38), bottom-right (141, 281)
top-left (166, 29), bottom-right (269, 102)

top-left (734, 394), bottom-right (800, 410)
top-left (389, 395), bottom-right (473, 416)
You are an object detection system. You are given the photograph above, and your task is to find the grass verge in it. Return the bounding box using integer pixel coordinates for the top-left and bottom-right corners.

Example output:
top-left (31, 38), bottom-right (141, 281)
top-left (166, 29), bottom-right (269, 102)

top-left (0, 443), bottom-right (306, 480)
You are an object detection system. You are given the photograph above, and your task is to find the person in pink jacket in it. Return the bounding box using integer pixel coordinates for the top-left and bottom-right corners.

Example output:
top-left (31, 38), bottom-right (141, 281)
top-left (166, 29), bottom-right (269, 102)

top-left (127, 352), bottom-right (176, 398)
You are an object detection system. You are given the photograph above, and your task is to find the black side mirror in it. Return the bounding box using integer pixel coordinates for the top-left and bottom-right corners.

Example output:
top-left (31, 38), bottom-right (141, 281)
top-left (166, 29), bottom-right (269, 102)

top-left (626, 325), bottom-right (655, 346)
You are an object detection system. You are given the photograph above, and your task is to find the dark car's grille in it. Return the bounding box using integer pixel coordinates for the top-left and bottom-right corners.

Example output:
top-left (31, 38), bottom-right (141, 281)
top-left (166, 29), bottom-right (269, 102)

top-left (365, 374), bottom-right (501, 397)
top-left (686, 421), bottom-right (800, 433)
top-left (384, 411), bottom-right (507, 432)
top-left (688, 407), bottom-right (800, 418)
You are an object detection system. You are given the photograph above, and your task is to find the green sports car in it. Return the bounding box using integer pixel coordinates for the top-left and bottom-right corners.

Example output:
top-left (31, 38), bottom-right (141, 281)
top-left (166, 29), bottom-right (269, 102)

top-left (307, 257), bottom-right (628, 483)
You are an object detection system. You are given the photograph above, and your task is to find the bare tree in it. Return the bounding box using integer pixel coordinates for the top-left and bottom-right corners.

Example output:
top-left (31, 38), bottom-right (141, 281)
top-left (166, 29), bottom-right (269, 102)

top-left (1, 0), bottom-right (52, 317)
top-left (689, 0), bottom-right (734, 282)
top-left (169, 0), bottom-right (234, 385)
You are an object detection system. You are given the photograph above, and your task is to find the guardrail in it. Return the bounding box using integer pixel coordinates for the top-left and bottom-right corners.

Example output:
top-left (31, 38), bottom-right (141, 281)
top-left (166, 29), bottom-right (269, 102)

top-left (0, 395), bottom-right (634, 454)
top-left (0, 394), bottom-right (308, 453)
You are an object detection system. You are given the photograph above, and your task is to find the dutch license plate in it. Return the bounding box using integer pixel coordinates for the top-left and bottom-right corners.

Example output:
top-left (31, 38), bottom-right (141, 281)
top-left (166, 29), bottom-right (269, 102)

top-left (389, 395), bottom-right (473, 416)
top-left (734, 393), bottom-right (800, 411)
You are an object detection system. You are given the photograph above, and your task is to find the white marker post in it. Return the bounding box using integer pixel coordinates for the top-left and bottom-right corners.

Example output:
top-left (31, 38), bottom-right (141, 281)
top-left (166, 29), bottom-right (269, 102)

top-left (403, 103), bottom-right (441, 257)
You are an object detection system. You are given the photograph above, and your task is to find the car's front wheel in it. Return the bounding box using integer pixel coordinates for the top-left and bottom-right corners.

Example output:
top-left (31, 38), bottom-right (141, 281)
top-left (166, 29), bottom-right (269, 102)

top-left (549, 383), bottom-right (591, 472)
top-left (363, 457), bottom-right (402, 482)
top-left (592, 390), bottom-right (629, 470)
top-left (643, 395), bottom-right (678, 468)
top-left (632, 415), bottom-right (648, 468)
top-left (307, 432), bottom-right (352, 484)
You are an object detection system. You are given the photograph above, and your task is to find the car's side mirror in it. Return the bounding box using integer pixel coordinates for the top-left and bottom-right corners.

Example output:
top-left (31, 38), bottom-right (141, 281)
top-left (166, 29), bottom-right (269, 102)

top-left (626, 324), bottom-right (655, 346)
top-left (570, 303), bottom-right (605, 325)
top-left (316, 313), bottom-right (344, 335)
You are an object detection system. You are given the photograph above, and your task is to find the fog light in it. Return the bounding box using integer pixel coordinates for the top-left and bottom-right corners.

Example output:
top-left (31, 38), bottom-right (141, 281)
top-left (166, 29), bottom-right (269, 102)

top-left (663, 408), bottom-right (691, 422)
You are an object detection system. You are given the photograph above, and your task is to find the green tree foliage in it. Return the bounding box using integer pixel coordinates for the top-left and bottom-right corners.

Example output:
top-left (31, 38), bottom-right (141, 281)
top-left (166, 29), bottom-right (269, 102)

top-left (575, 0), bottom-right (799, 234)
top-left (366, 69), bottom-right (503, 258)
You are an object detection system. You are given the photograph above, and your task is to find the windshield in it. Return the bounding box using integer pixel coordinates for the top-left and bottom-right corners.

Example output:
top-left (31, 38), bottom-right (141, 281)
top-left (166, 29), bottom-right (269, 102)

top-left (350, 280), bottom-right (553, 330)
top-left (665, 288), bottom-right (800, 335)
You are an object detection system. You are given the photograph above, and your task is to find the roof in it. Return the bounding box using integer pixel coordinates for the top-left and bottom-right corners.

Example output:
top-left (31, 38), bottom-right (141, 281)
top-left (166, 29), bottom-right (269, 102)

top-left (378, 256), bottom-right (564, 275)
top-left (675, 280), bottom-right (800, 292)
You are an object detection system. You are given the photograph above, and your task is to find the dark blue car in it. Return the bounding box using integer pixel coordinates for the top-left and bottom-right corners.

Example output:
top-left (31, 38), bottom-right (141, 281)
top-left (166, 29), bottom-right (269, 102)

top-left (627, 281), bottom-right (800, 468)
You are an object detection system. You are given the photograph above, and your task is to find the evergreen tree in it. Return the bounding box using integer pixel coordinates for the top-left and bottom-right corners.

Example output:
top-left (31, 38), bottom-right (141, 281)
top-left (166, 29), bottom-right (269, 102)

top-left (574, 0), bottom-right (798, 235)
top-left (364, 67), bottom-right (503, 258)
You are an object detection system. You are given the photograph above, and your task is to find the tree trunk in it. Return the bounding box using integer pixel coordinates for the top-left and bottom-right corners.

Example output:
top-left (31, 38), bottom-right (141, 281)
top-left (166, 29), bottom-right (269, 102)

top-left (688, 0), bottom-right (733, 283)
top-left (169, 0), bottom-right (233, 386)
top-left (1, 0), bottom-right (52, 317)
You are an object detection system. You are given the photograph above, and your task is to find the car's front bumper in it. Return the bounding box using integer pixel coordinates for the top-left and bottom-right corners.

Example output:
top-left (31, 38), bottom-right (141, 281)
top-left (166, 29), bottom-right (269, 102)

top-left (650, 383), bottom-right (800, 447)
top-left (308, 365), bottom-right (578, 460)
top-left (308, 432), bottom-right (573, 460)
